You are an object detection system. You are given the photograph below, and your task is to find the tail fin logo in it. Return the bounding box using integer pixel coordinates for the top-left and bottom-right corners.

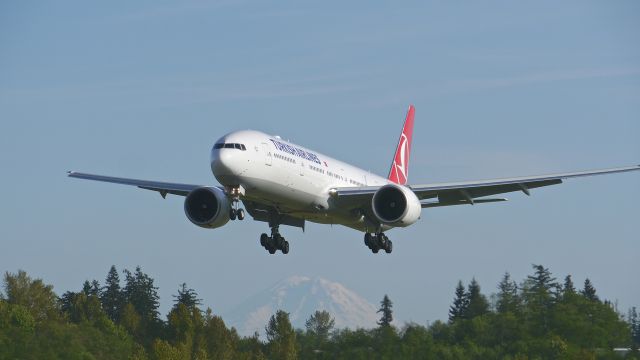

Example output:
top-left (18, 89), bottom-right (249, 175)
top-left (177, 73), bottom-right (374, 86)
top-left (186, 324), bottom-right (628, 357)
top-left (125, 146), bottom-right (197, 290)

top-left (388, 105), bottom-right (415, 185)
top-left (394, 133), bottom-right (409, 182)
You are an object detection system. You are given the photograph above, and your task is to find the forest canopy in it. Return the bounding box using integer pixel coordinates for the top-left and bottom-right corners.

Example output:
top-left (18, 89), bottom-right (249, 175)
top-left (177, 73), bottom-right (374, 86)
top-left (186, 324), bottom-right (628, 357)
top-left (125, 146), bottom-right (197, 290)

top-left (1, 264), bottom-right (638, 359)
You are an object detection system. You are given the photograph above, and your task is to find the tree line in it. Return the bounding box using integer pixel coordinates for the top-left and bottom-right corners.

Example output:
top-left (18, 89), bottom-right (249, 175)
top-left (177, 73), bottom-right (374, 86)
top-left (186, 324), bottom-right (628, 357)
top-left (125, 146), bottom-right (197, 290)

top-left (1, 264), bottom-right (639, 359)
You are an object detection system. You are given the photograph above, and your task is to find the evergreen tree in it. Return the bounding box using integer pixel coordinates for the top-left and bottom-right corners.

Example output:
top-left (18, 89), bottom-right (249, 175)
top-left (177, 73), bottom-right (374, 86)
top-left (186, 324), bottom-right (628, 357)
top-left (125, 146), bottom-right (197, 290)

top-left (60, 291), bottom-right (79, 315)
top-left (561, 274), bottom-right (576, 302)
top-left (581, 278), bottom-right (599, 302)
top-left (526, 265), bottom-right (559, 298)
top-left (265, 310), bottom-right (296, 360)
top-left (123, 266), bottom-right (160, 322)
top-left (449, 281), bottom-right (468, 323)
top-left (82, 280), bottom-right (90, 295)
top-left (522, 264), bottom-right (559, 335)
top-left (523, 264), bottom-right (559, 307)
top-left (91, 280), bottom-right (100, 296)
top-left (122, 266), bottom-right (161, 345)
top-left (81, 280), bottom-right (101, 297)
top-left (496, 272), bottom-right (519, 314)
top-left (464, 278), bottom-right (489, 319)
top-left (80, 279), bottom-right (101, 298)
top-left (100, 265), bottom-right (123, 323)
top-left (377, 294), bottom-right (393, 327)
top-left (172, 283), bottom-right (202, 310)
top-left (629, 307), bottom-right (640, 347)
top-left (562, 275), bottom-right (575, 294)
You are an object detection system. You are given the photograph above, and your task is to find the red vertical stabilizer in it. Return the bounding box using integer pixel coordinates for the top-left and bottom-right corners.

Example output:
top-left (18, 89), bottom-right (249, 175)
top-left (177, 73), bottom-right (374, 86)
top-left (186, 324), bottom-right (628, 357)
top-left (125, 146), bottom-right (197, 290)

top-left (388, 105), bottom-right (415, 185)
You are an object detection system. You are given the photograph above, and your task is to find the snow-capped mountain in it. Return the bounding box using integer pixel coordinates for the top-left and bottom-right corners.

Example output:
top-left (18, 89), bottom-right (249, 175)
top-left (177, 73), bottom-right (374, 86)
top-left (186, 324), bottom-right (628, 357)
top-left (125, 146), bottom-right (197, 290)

top-left (223, 276), bottom-right (379, 337)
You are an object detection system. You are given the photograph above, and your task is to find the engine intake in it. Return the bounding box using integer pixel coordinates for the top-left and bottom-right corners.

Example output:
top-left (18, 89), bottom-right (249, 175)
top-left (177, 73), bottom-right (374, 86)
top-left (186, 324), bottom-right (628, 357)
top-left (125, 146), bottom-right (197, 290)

top-left (184, 187), bottom-right (231, 229)
top-left (372, 184), bottom-right (421, 226)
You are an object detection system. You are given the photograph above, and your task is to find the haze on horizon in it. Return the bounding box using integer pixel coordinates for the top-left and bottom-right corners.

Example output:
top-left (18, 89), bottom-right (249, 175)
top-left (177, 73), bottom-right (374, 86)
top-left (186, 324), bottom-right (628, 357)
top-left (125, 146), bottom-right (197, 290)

top-left (1, 0), bottom-right (639, 325)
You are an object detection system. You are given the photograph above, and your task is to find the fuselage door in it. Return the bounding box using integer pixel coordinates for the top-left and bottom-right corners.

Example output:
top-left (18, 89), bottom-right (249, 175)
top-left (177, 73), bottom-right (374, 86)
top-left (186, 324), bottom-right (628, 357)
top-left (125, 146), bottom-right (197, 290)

top-left (262, 143), bottom-right (272, 166)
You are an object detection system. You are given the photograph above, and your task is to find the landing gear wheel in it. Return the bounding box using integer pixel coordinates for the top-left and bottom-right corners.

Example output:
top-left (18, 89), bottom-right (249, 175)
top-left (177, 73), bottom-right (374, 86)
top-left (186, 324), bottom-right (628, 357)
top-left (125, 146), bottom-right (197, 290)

top-left (385, 240), bottom-right (393, 254)
top-left (366, 232), bottom-right (392, 254)
top-left (260, 223), bottom-right (291, 254)
top-left (237, 209), bottom-right (245, 220)
top-left (364, 233), bottom-right (373, 249)
top-left (229, 209), bottom-right (237, 221)
top-left (274, 236), bottom-right (287, 253)
top-left (260, 233), bottom-right (268, 247)
top-left (274, 235), bottom-right (283, 249)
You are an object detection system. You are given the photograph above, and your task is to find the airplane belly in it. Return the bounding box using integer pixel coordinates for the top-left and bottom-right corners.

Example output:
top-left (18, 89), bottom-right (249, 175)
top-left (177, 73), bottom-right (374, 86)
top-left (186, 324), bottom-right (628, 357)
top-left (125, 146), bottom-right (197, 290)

top-left (240, 175), bottom-right (319, 211)
top-left (237, 141), bottom-right (392, 234)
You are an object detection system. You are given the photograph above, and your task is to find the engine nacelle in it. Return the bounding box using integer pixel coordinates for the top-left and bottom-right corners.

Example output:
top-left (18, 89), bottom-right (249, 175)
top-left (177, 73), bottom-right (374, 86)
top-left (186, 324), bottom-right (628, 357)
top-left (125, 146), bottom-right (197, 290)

top-left (371, 184), bottom-right (421, 227)
top-left (184, 186), bottom-right (231, 229)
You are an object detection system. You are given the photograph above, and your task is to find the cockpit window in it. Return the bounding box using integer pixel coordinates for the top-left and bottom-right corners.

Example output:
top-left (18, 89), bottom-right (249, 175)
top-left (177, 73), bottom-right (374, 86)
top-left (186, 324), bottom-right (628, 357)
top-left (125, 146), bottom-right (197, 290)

top-left (214, 143), bottom-right (246, 151)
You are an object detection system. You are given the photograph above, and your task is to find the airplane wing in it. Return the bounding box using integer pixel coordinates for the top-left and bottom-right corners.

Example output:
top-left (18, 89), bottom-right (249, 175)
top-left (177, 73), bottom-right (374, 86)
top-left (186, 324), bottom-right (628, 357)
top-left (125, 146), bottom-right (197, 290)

top-left (67, 171), bottom-right (205, 198)
top-left (331, 165), bottom-right (640, 208)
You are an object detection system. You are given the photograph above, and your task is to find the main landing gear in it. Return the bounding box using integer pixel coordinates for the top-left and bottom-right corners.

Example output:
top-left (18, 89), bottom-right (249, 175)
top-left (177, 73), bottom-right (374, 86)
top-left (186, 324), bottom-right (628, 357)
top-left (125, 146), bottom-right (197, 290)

top-left (364, 232), bottom-right (393, 254)
top-left (260, 224), bottom-right (290, 255)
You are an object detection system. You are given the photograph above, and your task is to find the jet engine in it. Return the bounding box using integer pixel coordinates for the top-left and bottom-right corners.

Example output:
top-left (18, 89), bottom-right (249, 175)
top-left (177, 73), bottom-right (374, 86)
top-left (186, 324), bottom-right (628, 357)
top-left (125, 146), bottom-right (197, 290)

top-left (184, 186), bottom-right (231, 229)
top-left (371, 184), bottom-right (421, 227)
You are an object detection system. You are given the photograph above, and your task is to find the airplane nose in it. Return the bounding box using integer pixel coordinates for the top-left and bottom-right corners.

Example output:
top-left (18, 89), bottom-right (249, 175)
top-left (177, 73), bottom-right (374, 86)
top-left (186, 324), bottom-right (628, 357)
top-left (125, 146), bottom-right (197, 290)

top-left (211, 149), bottom-right (234, 175)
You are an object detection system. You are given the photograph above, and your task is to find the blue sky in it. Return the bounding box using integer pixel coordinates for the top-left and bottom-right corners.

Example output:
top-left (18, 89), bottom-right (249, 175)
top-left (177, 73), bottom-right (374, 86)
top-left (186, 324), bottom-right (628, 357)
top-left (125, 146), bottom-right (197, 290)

top-left (1, 1), bottom-right (639, 327)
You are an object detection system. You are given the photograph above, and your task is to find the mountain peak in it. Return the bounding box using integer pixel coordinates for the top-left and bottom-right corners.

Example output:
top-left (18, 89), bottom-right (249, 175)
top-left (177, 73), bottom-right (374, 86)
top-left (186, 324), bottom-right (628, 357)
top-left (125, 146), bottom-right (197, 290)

top-left (224, 276), bottom-right (378, 337)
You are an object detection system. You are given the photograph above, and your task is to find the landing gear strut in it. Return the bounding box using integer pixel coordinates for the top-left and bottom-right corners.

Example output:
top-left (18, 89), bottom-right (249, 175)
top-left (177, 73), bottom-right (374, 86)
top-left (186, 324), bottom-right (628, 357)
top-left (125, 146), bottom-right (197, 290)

top-left (228, 186), bottom-right (245, 221)
top-left (260, 224), bottom-right (290, 254)
top-left (364, 232), bottom-right (392, 254)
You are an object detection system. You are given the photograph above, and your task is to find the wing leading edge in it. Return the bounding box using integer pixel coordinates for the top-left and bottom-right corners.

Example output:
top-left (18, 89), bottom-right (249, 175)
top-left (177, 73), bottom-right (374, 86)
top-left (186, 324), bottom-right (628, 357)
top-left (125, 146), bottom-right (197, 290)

top-left (331, 165), bottom-right (640, 208)
top-left (67, 171), bottom-right (205, 198)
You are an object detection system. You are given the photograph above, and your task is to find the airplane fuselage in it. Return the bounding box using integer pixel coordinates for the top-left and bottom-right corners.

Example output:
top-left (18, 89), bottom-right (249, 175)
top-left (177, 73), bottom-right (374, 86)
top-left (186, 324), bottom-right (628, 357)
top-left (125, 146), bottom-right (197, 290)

top-left (211, 130), bottom-right (392, 232)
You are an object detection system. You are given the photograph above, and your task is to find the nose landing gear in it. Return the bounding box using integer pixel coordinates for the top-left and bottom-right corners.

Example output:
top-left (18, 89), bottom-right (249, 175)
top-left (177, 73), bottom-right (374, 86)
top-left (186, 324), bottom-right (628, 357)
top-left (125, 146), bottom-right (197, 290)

top-left (229, 208), bottom-right (245, 221)
top-left (227, 186), bottom-right (246, 221)
top-left (260, 224), bottom-right (290, 254)
top-left (364, 232), bottom-right (392, 254)
top-left (226, 185), bottom-right (246, 221)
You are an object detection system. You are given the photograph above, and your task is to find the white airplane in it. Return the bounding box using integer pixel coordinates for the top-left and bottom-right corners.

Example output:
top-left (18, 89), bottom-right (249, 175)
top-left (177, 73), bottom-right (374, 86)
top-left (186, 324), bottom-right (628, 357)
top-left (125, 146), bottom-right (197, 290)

top-left (69, 105), bottom-right (639, 254)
